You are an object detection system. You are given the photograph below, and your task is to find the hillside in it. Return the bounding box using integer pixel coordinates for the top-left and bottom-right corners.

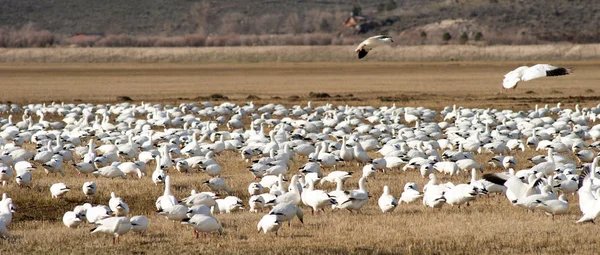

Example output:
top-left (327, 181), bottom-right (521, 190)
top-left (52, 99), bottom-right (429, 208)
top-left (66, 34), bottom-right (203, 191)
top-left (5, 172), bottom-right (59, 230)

top-left (0, 0), bottom-right (599, 46)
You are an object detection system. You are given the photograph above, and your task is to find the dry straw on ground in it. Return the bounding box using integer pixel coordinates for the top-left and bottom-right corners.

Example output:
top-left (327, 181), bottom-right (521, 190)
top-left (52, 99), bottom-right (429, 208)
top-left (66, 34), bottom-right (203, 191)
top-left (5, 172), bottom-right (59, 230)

top-left (0, 44), bottom-right (599, 63)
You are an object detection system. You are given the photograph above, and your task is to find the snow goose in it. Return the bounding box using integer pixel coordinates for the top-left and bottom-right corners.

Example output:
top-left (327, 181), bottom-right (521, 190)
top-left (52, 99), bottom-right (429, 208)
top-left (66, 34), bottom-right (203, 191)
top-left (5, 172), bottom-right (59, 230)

top-left (0, 195), bottom-right (15, 226)
top-left (315, 143), bottom-right (337, 168)
top-left (0, 164), bottom-right (12, 186)
top-left (444, 183), bottom-right (479, 208)
top-left (576, 164), bottom-right (600, 223)
top-left (355, 35), bottom-right (393, 59)
top-left (530, 149), bottom-right (557, 177)
top-left (180, 190), bottom-right (217, 207)
top-left (249, 195), bottom-right (265, 213)
top-left (151, 155), bottom-right (167, 185)
top-left (469, 168), bottom-right (506, 194)
top-left (92, 163), bottom-right (126, 179)
top-left (90, 216), bottom-right (132, 244)
top-left (553, 174), bottom-right (578, 195)
top-left (130, 215), bottom-right (149, 234)
top-left (535, 194), bottom-right (569, 221)
top-left (274, 175), bottom-right (301, 205)
top-left (42, 154), bottom-right (65, 176)
top-left (434, 162), bottom-right (459, 176)
top-left (248, 182), bottom-right (265, 196)
top-left (339, 137), bottom-right (354, 163)
top-left (181, 214), bottom-right (223, 238)
top-left (157, 204), bottom-right (188, 221)
top-left (117, 162), bottom-right (143, 179)
top-left (422, 174), bottom-right (446, 208)
top-left (503, 64), bottom-right (570, 89)
top-left (399, 182), bottom-right (423, 204)
top-left (214, 196), bottom-right (244, 214)
top-left (63, 211), bottom-right (83, 228)
top-left (86, 205), bottom-right (112, 224)
top-left (72, 160), bottom-right (95, 176)
top-left (187, 205), bottom-right (213, 216)
top-left (320, 171), bottom-right (352, 185)
top-left (156, 176), bottom-right (178, 210)
top-left (298, 162), bottom-right (322, 178)
top-left (455, 159), bottom-right (482, 173)
top-left (483, 172), bottom-right (543, 204)
top-left (50, 183), bottom-right (70, 199)
top-left (257, 214), bottom-right (281, 235)
top-left (268, 202), bottom-right (304, 227)
top-left (109, 192), bottom-right (130, 216)
top-left (301, 179), bottom-right (336, 214)
top-left (378, 185), bottom-right (398, 213)
top-left (362, 164), bottom-right (377, 179)
top-left (337, 177), bottom-right (369, 212)
top-left (352, 141), bottom-right (371, 166)
top-left (204, 177), bottom-right (232, 195)
top-left (201, 163), bottom-right (222, 177)
top-left (15, 170), bottom-right (31, 187)
top-left (82, 181), bottom-right (97, 198)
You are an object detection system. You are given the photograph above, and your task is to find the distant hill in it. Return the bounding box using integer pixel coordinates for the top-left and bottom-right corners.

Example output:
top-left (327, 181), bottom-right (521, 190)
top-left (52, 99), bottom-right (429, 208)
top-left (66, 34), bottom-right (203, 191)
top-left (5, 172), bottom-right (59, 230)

top-left (0, 0), bottom-right (599, 47)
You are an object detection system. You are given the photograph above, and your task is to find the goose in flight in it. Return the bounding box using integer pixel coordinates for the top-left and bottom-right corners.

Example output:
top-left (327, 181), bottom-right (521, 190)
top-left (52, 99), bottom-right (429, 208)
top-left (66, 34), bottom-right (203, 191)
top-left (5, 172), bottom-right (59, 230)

top-left (355, 35), bottom-right (393, 59)
top-left (503, 64), bottom-right (570, 89)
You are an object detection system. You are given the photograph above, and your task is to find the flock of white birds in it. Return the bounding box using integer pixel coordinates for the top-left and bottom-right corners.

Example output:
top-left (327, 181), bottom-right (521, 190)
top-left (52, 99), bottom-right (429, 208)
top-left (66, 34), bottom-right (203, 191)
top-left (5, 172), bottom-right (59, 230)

top-left (0, 99), bottom-right (600, 243)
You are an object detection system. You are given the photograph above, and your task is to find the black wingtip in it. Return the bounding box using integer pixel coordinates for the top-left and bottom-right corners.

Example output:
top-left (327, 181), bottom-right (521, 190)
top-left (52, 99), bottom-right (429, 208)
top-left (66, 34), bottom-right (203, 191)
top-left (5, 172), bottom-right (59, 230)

top-left (546, 67), bottom-right (570, 77)
top-left (482, 174), bottom-right (508, 186)
top-left (578, 166), bottom-right (591, 189)
top-left (358, 49), bottom-right (368, 59)
top-left (90, 227), bottom-right (97, 232)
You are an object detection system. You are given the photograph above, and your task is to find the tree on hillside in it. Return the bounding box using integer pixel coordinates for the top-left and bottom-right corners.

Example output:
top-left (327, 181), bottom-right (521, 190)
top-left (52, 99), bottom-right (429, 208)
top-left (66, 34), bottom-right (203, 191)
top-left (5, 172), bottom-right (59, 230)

top-left (459, 32), bottom-right (468, 44)
top-left (442, 32), bottom-right (452, 41)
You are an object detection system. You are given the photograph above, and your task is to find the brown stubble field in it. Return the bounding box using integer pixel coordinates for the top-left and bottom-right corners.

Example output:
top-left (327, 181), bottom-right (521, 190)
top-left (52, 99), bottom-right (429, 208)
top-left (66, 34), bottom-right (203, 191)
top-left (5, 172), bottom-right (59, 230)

top-left (0, 61), bottom-right (599, 254)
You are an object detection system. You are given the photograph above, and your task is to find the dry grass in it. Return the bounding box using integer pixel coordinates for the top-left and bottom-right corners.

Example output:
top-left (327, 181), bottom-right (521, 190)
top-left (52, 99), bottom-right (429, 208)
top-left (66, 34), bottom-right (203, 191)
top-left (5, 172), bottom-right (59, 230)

top-left (2, 148), bottom-right (599, 254)
top-left (1, 44), bottom-right (600, 63)
top-left (0, 61), bottom-right (599, 254)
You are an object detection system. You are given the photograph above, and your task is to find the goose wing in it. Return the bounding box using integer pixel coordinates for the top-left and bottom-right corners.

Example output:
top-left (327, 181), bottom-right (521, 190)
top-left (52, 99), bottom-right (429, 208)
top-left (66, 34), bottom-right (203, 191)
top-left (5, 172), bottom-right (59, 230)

top-left (502, 66), bottom-right (528, 89)
top-left (521, 64), bottom-right (569, 82)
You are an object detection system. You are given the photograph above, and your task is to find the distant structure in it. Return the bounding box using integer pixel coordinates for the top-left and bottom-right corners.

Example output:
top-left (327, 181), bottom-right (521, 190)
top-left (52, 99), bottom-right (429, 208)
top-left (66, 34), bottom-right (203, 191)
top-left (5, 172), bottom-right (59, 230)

top-left (342, 14), bottom-right (379, 34)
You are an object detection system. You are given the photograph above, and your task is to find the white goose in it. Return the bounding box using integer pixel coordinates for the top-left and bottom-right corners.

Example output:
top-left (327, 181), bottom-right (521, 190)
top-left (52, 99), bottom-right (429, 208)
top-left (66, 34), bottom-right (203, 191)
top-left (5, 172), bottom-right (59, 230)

top-left (301, 179), bottom-right (336, 214)
top-left (378, 185), bottom-right (398, 213)
top-left (63, 211), bottom-right (83, 228)
top-left (268, 202), bottom-right (304, 227)
top-left (320, 171), bottom-right (352, 185)
top-left (82, 181), bottom-right (97, 198)
top-left (130, 215), bottom-right (149, 234)
top-left (337, 177), bottom-right (369, 212)
top-left (109, 192), bottom-right (130, 216)
top-left (355, 35), bottom-right (393, 59)
top-left (151, 155), bottom-right (167, 185)
top-left (399, 182), bottom-right (423, 204)
top-left (530, 149), bottom-right (557, 177)
top-left (180, 190), bottom-right (217, 207)
top-left (257, 214), bottom-right (281, 235)
top-left (204, 177), bottom-right (232, 195)
top-left (535, 194), bottom-right (569, 221)
top-left (155, 176), bottom-right (177, 210)
top-left (181, 214), bottom-right (223, 239)
top-left (503, 64), bottom-right (570, 89)
top-left (90, 216), bottom-right (132, 244)
top-left (50, 183), bottom-right (70, 199)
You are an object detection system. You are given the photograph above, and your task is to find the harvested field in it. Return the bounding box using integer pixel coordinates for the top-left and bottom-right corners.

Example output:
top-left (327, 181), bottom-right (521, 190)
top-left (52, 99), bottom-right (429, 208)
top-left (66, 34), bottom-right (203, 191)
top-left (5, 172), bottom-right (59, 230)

top-left (0, 60), bottom-right (599, 255)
